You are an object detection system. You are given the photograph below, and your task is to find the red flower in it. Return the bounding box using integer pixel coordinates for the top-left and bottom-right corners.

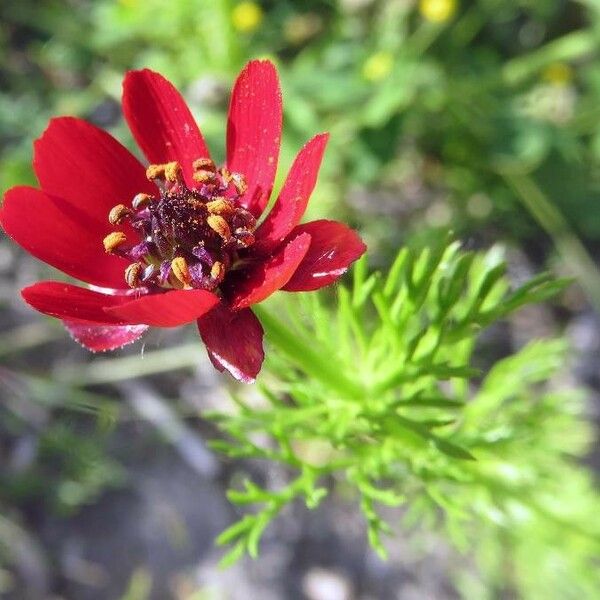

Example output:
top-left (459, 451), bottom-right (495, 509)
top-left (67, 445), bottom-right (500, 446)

top-left (0, 60), bottom-right (366, 382)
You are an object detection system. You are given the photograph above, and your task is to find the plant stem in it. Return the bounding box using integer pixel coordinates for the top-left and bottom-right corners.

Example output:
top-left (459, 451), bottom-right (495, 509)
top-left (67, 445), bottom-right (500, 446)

top-left (502, 30), bottom-right (597, 86)
top-left (57, 343), bottom-right (202, 384)
top-left (502, 172), bottom-right (600, 311)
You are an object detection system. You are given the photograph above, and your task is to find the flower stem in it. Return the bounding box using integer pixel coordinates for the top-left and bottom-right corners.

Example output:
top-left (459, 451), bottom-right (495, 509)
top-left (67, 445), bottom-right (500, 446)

top-left (253, 304), bottom-right (363, 399)
top-left (502, 30), bottom-right (596, 86)
top-left (502, 172), bottom-right (600, 311)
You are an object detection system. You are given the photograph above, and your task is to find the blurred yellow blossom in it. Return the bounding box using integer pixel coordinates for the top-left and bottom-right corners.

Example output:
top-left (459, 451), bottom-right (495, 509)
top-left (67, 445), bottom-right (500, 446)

top-left (232, 1), bottom-right (263, 33)
top-left (284, 13), bottom-right (322, 45)
top-left (542, 62), bottom-right (574, 86)
top-left (419, 0), bottom-right (457, 24)
top-left (362, 51), bottom-right (394, 82)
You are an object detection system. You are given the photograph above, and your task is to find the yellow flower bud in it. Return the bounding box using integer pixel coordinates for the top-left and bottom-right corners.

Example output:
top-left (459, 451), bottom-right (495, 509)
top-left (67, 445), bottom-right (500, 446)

top-left (362, 51), bottom-right (394, 82)
top-left (232, 1), bottom-right (263, 33)
top-left (542, 63), bottom-right (574, 87)
top-left (419, 0), bottom-right (457, 24)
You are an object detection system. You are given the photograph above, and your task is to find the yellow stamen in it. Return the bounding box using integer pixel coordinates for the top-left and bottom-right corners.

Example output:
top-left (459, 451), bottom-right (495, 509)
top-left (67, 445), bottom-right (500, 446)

top-left (103, 231), bottom-right (127, 253)
top-left (124, 262), bottom-right (143, 288)
top-left (146, 164), bottom-right (166, 180)
top-left (210, 261), bottom-right (225, 283)
top-left (206, 215), bottom-right (232, 241)
top-left (231, 172), bottom-right (248, 195)
top-left (192, 170), bottom-right (216, 184)
top-left (171, 256), bottom-right (191, 286)
top-left (192, 158), bottom-right (216, 172)
top-left (108, 204), bottom-right (131, 225)
top-left (206, 197), bottom-right (235, 217)
top-left (132, 193), bottom-right (153, 210)
top-left (164, 161), bottom-right (183, 183)
top-left (220, 167), bottom-right (232, 184)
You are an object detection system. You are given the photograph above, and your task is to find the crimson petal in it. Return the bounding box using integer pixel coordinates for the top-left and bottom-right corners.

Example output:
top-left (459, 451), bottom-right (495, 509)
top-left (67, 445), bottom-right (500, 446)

top-left (22, 281), bottom-right (134, 324)
top-left (34, 117), bottom-right (156, 232)
top-left (105, 289), bottom-right (219, 327)
top-left (282, 220), bottom-right (366, 291)
top-left (254, 133), bottom-right (329, 253)
top-left (230, 233), bottom-right (311, 309)
top-left (197, 304), bottom-right (264, 383)
top-left (63, 320), bottom-right (148, 352)
top-left (123, 69), bottom-right (211, 187)
top-left (226, 60), bottom-right (282, 216)
top-left (1, 186), bottom-right (128, 289)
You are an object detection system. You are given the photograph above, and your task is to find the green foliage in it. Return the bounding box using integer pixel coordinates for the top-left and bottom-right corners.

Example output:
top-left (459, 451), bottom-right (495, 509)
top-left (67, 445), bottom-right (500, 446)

top-left (1, 423), bottom-right (125, 516)
top-left (3, 1), bottom-right (600, 596)
top-left (209, 241), bottom-right (599, 595)
top-left (0, 372), bottom-right (124, 515)
top-left (5, 1), bottom-right (600, 245)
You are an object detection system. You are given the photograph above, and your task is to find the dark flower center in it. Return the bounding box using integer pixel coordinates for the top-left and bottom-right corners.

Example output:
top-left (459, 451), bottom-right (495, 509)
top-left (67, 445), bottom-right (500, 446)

top-left (103, 158), bottom-right (256, 292)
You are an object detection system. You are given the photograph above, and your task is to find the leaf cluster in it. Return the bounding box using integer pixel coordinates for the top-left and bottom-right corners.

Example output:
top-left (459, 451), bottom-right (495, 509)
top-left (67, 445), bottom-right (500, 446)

top-left (208, 240), bottom-right (600, 596)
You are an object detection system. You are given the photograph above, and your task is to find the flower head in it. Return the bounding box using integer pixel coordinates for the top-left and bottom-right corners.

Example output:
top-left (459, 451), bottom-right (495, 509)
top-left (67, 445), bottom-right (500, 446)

top-left (419, 0), bottom-right (457, 24)
top-left (0, 60), bottom-right (366, 382)
top-left (542, 62), bottom-right (574, 87)
top-left (232, 1), bottom-right (263, 33)
top-left (362, 51), bottom-right (394, 82)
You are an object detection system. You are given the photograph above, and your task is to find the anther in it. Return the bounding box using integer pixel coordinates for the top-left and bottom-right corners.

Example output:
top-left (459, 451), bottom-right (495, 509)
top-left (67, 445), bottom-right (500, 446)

top-left (103, 231), bottom-right (127, 253)
top-left (112, 158), bottom-right (253, 292)
top-left (233, 208), bottom-right (257, 230)
top-left (108, 204), bottom-right (132, 225)
top-left (206, 197), bottom-right (235, 217)
top-left (192, 158), bottom-right (216, 172)
top-left (235, 229), bottom-right (255, 249)
top-left (210, 261), bottom-right (225, 284)
top-left (220, 167), bottom-right (232, 184)
top-left (231, 172), bottom-right (248, 195)
top-left (146, 164), bottom-right (166, 180)
top-left (132, 193), bottom-right (153, 210)
top-left (193, 170), bottom-right (216, 184)
top-left (142, 264), bottom-right (158, 282)
top-left (125, 262), bottom-right (143, 288)
top-left (171, 256), bottom-right (191, 286)
top-left (206, 214), bottom-right (232, 241)
top-left (164, 161), bottom-right (183, 183)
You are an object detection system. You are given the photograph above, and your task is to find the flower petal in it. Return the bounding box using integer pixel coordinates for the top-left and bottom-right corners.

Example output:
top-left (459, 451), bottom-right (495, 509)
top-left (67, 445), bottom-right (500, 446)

top-left (1, 186), bottom-right (128, 289)
top-left (33, 117), bottom-right (156, 230)
top-left (122, 69), bottom-right (211, 187)
top-left (226, 60), bottom-right (282, 216)
top-left (229, 232), bottom-right (311, 309)
top-left (282, 220), bottom-right (367, 291)
top-left (63, 320), bottom-right (148, 352)
top-left (197, 304), bottom-right (264, 383)
top-left (21, 281), bottom-right (134, 324)
top-left (105, 289), bottom-right (220, 327)
top-left (254, 133), bottom-right (329, 253)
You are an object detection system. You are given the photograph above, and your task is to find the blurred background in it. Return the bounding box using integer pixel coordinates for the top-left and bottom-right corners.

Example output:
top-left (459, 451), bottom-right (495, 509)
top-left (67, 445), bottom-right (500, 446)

top-left (1, 0), bottom-right (600, 598)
